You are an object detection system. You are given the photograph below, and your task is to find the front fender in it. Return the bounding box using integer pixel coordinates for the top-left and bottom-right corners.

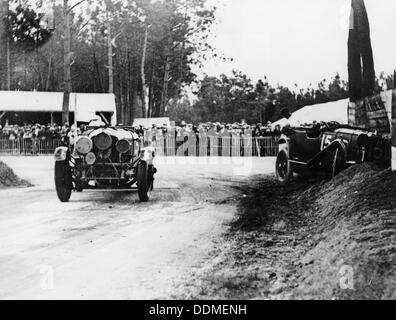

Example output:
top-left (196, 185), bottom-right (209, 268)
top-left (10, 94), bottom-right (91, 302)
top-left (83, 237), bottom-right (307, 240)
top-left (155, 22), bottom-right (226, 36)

top-left (54, 146), bottom-right (69, 162)
top-left (309, 139), bottom-right (347, 167)
top-left (140, 147), bottom-right (155, 165)
top-left (277, 137), bottom-right (289, 155)
top-left (325, 140), bottom-right (347, 155)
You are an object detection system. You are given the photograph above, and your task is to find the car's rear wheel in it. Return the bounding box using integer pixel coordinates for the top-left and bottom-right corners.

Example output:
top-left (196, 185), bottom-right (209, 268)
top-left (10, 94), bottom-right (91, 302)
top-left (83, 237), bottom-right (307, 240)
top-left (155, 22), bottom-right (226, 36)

top-left (276, 151), bottom-right (292, 184)
top-left (332, 146), bottom-right (346, 178)
top-left (137, 161), bottom-right (154, 202)
top-left (55, 160), bottom-right (72, 202)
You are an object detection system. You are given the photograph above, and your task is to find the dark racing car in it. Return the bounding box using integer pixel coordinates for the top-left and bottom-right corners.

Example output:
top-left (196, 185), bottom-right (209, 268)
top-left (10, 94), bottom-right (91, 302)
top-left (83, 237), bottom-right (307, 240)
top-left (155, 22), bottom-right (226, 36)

top-left (54, 122), bottom-right (156, 202)
top-left (276, 122), bottom-right (391, 184)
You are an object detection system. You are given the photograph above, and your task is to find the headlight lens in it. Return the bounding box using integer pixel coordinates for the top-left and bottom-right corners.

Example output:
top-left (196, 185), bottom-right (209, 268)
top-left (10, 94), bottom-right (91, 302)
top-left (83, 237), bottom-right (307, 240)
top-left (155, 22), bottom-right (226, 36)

top-left (116, 139), bottom-right (131, 154)
top-left (94, 132), bottom-right (112, 150)
top-left (75, 136), bottom-right (93, 154)
top-left (86, 152), bottom-right (96, 165)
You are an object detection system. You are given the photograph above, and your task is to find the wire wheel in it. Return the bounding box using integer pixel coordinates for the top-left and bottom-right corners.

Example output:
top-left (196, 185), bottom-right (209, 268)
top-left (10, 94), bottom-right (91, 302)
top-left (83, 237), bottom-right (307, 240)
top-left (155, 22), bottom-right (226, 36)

top-left (137, 161), bottom-right (154, 202)
top-left (276, 151), bottom-right (292, 184)
top-left (55, 160), bottom-right (72, 202)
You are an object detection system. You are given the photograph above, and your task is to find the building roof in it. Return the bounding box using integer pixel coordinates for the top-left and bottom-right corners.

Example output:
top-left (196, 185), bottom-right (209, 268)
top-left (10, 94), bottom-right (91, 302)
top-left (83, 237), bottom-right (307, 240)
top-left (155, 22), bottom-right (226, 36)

top-left (0, 91), bottom-right (116, 113)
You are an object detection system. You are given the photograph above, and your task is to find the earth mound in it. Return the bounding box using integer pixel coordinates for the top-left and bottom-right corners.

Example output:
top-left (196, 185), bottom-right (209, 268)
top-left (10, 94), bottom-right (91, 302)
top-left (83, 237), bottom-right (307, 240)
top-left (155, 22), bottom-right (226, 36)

top-left (178, 163), bottom-right (396, 300)
top-left (0, 160), bottom-right (32, 188)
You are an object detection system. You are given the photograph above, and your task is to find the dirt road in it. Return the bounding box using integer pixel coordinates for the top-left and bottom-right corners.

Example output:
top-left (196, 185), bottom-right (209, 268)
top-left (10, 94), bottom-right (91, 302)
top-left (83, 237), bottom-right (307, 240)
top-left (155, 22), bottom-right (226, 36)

top-left (0, 156), bottom-right (274, 300)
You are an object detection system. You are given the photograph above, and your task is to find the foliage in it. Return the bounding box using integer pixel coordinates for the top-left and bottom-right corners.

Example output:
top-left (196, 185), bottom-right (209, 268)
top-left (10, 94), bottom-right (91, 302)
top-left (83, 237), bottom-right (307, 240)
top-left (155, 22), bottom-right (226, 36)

top-left (173, 71), bottom-right (350, 124)
top-left (0, 0), bottom-right (219, 124)
top-left (0, 0), bottom-right (393, 125)
top-left (7, 3), bottom-right (53, 52)
top-left (166, 71), bottom-right (350, 125)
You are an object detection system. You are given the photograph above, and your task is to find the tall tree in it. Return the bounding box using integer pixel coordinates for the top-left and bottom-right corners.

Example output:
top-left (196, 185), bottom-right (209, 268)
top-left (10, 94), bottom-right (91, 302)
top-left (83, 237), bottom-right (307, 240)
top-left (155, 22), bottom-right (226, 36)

top-left (62, 0), bottom-right (71, 124)
top-left (0, 0), bottom-right (10, 90)
top-left (6, 1), bottom-right (53, 90)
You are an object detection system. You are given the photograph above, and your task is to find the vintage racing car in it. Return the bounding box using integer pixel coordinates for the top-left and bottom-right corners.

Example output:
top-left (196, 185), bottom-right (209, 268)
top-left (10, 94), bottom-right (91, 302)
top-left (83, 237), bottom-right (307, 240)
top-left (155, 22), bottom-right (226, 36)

top-left (54, 123), bottom-right (156, 202)
top-left (276, 122), bottom-right (391, 184)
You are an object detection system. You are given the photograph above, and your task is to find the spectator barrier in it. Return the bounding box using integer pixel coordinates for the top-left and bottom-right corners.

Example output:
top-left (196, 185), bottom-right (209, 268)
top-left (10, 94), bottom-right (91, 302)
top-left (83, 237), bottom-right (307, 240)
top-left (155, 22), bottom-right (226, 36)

top-left (148, 135), bottom-right (279, 157)
top-left (0, 136), bottom-right (279, 157)
top-left (0, 138), bottom-right (62, 156)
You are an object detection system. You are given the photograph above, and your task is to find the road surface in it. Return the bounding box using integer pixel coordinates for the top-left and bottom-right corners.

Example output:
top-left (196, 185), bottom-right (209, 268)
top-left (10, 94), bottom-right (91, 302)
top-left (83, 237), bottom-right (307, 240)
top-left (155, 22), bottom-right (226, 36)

top-left (0, 156), bottom-right (275, 299)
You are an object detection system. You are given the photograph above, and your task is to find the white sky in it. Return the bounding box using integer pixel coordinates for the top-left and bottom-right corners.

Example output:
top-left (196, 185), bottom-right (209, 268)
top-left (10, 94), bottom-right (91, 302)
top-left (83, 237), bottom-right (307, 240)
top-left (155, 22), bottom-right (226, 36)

top-left (199, 0), bottom-right (396, 88)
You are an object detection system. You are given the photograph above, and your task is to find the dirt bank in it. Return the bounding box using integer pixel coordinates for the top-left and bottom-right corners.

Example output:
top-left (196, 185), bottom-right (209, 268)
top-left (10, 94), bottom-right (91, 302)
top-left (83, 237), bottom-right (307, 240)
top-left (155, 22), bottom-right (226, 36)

top-left (0, 160), bottom-right (31, 188)
top-left (179, 164), bottom-right (396, 300)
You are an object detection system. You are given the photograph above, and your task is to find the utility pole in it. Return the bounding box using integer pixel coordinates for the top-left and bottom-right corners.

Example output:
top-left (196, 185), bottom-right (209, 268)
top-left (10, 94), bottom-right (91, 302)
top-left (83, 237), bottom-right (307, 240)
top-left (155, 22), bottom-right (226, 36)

top-left (62, 0), bottom-right (71, 125)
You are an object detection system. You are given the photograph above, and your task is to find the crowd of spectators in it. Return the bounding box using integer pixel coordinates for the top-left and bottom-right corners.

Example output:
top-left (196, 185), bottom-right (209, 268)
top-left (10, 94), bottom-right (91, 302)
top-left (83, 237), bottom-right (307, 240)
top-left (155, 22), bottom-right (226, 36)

top-left (0, 120), bottom-right (281, 156)
top-left (0, 122), bottom-right (71, 141)
top-left (0, 120), bottom-right (282, 142)
top-left (136, 121), bottom-right (282, 141)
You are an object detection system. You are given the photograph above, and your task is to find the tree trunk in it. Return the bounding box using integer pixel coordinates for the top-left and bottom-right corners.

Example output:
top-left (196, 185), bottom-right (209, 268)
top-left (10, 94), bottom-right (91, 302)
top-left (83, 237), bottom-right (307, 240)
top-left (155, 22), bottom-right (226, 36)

top-left (159, 36), bottom-right (172, 117)
top-left (148, 63), bottom-right (154, 118)
top-left (106, 17), bottom-right (114, 94)
top-left (0, 0), bottom-right (9, 90)
top-left (62, 0), bottom-right (72, 124)
top-left (141, 26), bottom-right (149, 118)
top-left (23, 50), bottom-right (27, 88)
top-left (160, 57), bottom-right (171, 117)
top-left (119, 72), bottom-right (124, 124)
top-left (46, 56), bottom-right (53, 91)
top-left (127, 49), bottom-right (132, 124)
top-left (6, 24), bottom-right (10, 90)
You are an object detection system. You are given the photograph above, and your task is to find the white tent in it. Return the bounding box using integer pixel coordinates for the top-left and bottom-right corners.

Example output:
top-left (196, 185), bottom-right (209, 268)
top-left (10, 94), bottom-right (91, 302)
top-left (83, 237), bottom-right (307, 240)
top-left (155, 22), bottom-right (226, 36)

top-left (289, 98), bottom-right (349, 126)
top-left (133, 118), bottom-right (171, 128)
top-left (0, 91), bottom-right (117, 125)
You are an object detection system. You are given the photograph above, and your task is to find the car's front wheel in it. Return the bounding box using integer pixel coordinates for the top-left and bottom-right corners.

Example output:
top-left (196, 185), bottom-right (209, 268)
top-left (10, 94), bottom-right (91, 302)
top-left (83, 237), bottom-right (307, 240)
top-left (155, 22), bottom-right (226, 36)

top-left (137, 161), bottom-right (154, 202)
top-left (55, 161), bottom-right (72, 202)
top-left (276, 151), bottom-right (292, 184)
